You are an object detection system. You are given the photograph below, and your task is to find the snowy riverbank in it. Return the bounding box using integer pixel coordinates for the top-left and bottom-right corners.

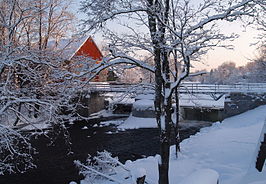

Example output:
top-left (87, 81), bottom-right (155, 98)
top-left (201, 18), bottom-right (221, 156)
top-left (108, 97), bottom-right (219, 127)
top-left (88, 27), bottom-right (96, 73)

top-left (79, 105), bottom-right (266, 184)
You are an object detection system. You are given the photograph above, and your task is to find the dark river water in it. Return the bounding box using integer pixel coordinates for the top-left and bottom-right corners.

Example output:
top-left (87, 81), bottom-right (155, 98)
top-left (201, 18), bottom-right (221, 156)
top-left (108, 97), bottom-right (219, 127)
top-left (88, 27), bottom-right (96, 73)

top-left (0, 118), bottom-right (212, 184)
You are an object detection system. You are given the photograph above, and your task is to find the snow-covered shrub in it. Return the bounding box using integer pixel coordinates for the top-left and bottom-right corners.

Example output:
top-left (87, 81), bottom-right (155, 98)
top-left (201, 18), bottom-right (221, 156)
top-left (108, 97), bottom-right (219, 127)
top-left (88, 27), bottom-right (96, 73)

top-left (74, 151), bottom-right (147, 184)
top-left (0, 125), bottom-right (35, 175)
top-left (75, 151), bottom-right (121, 183)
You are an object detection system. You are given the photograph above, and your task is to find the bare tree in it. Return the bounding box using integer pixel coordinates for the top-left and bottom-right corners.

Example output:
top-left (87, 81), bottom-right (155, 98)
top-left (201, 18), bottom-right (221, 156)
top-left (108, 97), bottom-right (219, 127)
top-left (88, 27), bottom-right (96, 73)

top-left (33, 0), bottom-right (76, 50)
top-left (0, 0), bottom-right (76, 126)
top-left (79, 0), bottom-right (263, 183)
top-left (0, 0), bottom-right (79, 174)
top-left (255, 0), bottom-right (266, 46)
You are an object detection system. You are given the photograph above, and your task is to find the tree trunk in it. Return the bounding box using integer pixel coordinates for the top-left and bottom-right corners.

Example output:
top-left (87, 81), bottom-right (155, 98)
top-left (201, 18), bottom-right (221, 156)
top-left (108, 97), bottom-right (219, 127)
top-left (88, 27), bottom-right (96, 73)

top-left (159, 132), bottom-right (170, 184)
top-left (158, 96), bottom-right (172, 184)
top-left (147, 0), bottom-right (171, 183)
top-left (174, 87), bottom-right (180, 156)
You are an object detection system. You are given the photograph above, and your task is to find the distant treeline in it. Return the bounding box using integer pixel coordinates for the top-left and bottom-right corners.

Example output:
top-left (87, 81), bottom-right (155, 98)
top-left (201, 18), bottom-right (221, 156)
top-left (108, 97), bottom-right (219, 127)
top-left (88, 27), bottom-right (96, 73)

top-left (189, 46), bottom-right (266, 84)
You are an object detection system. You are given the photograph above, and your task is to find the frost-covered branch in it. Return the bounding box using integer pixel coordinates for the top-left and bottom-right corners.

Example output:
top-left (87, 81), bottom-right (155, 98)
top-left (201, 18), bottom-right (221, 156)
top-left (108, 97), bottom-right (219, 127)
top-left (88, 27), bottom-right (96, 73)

top-left (62, 49), bottom-right (155, 82)
top-left (185, 0), bottom-right (256, 35)
top-left (0, 0), bottom-right (82, 175)
top-left (75, 151), bottom-right (147, 184)
top-left (0, 124), bottom-right (35, 175)
top-left (80, 0), bottom-right (147, 32)
top-left (75, 160), bottom-right (125, 184)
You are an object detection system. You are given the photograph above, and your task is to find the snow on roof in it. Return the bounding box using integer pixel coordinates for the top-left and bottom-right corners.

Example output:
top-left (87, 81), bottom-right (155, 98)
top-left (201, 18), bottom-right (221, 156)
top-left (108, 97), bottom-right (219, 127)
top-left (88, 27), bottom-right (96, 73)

top-left (71, 36), bottom-right (103, 60)
top-left (47, 35), bottom-right (102, 60)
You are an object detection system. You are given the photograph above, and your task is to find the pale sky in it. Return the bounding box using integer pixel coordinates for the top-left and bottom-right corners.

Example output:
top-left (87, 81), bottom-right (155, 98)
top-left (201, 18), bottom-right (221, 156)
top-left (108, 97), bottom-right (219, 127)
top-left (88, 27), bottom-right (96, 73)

top-left (72, 1), bottom-right (261, 71)
top-left (196, 22), bottom-right (260, 71)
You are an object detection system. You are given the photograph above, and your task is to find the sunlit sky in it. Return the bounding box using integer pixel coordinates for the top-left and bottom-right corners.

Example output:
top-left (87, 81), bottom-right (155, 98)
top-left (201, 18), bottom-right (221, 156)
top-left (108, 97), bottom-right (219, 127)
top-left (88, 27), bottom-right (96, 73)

top-left (196, 23), bottom-right (260, 71)
top-left (72, 1), bottom-right (261, 71)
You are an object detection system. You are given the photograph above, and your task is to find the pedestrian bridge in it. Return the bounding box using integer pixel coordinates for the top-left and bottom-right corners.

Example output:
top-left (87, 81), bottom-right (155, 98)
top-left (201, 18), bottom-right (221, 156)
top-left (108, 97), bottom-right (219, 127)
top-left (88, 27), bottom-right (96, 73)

top-left (77, 82), bottom-right (266, 122)
top-left (87, 82), bottom-right (266, 94)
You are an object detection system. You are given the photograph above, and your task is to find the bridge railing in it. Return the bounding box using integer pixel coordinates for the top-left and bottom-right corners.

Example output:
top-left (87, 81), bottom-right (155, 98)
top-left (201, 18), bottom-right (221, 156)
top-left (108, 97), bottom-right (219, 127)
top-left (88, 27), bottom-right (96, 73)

top-left (87, 82), bottom-right (266, 94)
top-left (87, 82), bottom-right (154, 93)
top-left (179, 83), bottom-right (266, 94)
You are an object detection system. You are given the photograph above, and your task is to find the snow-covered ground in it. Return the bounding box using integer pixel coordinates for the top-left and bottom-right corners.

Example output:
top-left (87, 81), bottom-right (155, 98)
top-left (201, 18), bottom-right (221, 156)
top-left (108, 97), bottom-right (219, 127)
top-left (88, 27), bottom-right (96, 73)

top-left (118, 115), bottom-right (157, 129)
top-left (80, 105), bottom-right (266, 184)
top-left (107, 92), bottom-right (225, 109)
top-left (179, 94), bottom-right (225, 109)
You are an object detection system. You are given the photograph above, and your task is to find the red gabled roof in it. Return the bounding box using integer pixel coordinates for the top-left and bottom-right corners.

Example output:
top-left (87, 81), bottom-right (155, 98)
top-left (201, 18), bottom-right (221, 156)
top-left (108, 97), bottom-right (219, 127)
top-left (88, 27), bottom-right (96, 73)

top-left (71, 36), bottom-right (103, 60)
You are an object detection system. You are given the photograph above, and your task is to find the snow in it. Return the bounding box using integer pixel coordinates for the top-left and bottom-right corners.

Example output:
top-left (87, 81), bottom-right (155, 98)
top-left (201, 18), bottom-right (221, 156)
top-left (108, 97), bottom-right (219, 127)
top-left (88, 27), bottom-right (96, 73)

top-left (47, 36), bottom-right (88, 59)
top-left (107, 92), bottom-right (225, 111)
top-left (69, 182), bottom-right (77, 184)
top-left (179, 94), bottom-right (225, 109)
top-left (82, 126), bottom-right (89, 130)
top-left (179, 169), bottom-right (219, 184)
top-left (152, 105), bottom-right (266, 184)
top-left (18, 122), bottom-right (50, 131)
top-left (167, 105), bottom-right (266, 184)
top-left (130, 167), bottom-right (147, 181)
top-left (135, 94), bottom-right (154, 100)
top-left (132, 99), bottom-right (155, 111)
top-left (87, 110), bottom-right (128, 121)
top-left (80, 105), bottom-right (266, 184)
top-left (118, 115), bottom-right (157, 129)
top-left (105, 92), bottom-right (135, 105)
top-left (100, 120), bottom-right (124, 127)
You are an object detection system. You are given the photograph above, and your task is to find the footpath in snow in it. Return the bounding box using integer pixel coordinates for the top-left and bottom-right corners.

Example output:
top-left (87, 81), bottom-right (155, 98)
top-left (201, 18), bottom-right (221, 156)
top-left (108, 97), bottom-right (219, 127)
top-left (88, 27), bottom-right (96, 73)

top-left (80, 105), bottom-right (266, 184)
top-left (129, 105), bottom-right (266, 184)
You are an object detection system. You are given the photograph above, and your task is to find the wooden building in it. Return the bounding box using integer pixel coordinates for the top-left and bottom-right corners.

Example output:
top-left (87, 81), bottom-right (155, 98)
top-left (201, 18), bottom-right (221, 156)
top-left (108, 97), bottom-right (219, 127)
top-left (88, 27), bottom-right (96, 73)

top-left (70, 36), bottom-right (107, 82)
top-left (49, 35), bottom-right (117, 82)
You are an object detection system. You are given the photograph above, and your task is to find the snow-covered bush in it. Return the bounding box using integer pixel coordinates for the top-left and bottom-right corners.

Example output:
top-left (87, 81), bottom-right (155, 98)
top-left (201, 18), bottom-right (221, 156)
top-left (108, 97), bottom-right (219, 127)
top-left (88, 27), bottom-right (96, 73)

top-left (74, 151), bottom-right (147, 184)
top-left (0, 125), bottom-right (35, 175)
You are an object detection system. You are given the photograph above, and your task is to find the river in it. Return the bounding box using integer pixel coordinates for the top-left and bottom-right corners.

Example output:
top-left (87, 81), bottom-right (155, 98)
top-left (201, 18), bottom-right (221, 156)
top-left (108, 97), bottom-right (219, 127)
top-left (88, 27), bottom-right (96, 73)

top-left (0, 118), bottom-right (212, 184)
